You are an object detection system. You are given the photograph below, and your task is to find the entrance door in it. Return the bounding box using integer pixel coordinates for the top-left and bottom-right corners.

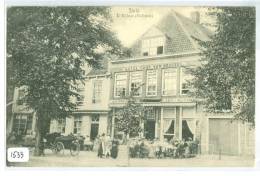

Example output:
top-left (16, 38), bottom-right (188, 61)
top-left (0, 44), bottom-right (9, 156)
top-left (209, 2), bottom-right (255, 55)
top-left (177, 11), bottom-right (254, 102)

top-left (90, 124), bottom-right (99, 140)
top-left (90, 115), bottom-right (99, 140)
top-left (144, 120), bottom-right (155, 140)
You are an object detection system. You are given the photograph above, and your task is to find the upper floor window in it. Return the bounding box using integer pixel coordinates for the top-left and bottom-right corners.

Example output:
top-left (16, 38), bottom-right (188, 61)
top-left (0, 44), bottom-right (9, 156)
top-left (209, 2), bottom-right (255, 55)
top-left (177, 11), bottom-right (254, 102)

top-left (141, 37), bottom-right (165, 56)
top-left (73, 116), bottom-right (82, 134)
top-left (162, 68), bottom-right (177, 96)
top-left (146, 70), bottom-right (157, 96)
top-left (76, 84), bottom-right (85, 106)
top-left (129, 71), bottom-right (142, 96)
top-left (92, 80), bottom-right (102, 103)
top-left (115, 73), bottom-right (127, 97)
top-left (180, 67), bottom-right (194, 95)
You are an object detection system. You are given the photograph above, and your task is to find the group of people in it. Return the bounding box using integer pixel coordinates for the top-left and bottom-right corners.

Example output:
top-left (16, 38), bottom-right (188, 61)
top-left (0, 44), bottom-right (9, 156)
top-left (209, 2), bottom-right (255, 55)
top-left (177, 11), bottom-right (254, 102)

top-left (128, 136), bottom-right (199, 159)
top-left (96, 133), bottom-right (119, 159)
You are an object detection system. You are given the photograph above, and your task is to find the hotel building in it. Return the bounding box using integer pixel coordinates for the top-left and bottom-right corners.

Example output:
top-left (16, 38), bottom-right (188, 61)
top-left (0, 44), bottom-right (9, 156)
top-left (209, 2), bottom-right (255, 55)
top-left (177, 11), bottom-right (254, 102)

top-left (7, 11), bottom-right (254, 156)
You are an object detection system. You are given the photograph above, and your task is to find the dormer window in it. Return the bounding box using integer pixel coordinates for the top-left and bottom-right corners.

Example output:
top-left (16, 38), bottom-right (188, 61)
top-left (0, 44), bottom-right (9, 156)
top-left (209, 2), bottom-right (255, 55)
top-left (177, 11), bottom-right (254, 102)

top-left (142, 37), bottom-right (165, 56)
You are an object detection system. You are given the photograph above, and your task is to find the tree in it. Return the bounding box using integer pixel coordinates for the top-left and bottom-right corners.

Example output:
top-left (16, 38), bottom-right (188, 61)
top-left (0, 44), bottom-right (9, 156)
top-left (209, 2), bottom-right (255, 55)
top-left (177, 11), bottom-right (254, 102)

top-left (114, 86), bottom-right (145, 165)
top-left (192, 7), bottom-right (255, 125)
top-left (115, 89), bottom-right (145, 138)
top-left (7, 7), bottom-right (122, 155)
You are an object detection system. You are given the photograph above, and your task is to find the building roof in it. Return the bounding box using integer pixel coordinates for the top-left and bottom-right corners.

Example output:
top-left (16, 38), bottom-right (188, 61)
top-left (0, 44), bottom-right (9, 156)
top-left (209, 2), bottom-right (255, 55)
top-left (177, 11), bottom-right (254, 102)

top-left (86, 57), bottom-right (108, 76)
top-left (128, 11), bottom-right (213, 58)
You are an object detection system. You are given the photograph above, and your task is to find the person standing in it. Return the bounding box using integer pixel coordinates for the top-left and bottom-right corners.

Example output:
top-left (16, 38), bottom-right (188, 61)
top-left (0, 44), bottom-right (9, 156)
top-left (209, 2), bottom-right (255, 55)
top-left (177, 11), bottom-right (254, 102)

top-left (104, 135), bottom-right (112, 158)
top-left (97, 133), bottom-right (105, 158)
top-left (111, 138), bottom-right (119, 159)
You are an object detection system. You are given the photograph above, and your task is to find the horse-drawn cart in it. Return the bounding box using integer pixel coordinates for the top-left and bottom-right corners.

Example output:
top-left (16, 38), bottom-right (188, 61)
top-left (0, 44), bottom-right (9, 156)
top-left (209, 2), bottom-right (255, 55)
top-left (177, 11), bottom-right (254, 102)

top-left (44, 133), bottom-right (85, 156)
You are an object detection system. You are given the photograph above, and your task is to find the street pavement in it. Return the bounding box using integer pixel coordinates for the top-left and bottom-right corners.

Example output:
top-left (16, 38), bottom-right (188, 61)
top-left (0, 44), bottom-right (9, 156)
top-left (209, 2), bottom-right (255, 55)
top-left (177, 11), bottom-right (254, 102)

top-left (7, 148), bottom-right (255, 167)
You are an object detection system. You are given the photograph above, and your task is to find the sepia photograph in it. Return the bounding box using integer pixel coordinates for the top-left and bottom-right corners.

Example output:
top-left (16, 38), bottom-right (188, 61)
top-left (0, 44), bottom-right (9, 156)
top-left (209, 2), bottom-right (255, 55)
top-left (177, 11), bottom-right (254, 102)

top-left (5, 5), bottom-right (255, 167)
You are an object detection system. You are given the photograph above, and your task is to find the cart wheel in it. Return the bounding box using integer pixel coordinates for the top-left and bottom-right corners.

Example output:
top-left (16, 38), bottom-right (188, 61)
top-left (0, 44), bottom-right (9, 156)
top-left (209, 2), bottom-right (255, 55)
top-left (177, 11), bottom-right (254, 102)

top-left (50, 143), bottom-right (56, 154)
top-left (70, 141), bottom-right (80, 156)
top-left (55, 142), bottom-right (65, 155)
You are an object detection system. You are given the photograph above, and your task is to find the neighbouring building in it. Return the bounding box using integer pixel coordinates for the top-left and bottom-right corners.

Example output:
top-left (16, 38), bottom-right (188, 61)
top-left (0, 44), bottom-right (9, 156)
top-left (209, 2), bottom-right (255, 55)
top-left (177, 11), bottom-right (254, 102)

top-left (7, 11), bottom-right (254, 156)
top-left (7, 86), bottom-right (36, 136)
top-left (49, 58), bottom-right (112, 139)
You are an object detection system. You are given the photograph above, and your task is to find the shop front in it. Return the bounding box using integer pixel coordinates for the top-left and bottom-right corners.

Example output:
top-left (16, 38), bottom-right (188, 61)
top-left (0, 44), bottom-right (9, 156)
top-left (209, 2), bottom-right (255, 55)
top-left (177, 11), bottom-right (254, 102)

top-left (110, 99), bottom-right (198, 142)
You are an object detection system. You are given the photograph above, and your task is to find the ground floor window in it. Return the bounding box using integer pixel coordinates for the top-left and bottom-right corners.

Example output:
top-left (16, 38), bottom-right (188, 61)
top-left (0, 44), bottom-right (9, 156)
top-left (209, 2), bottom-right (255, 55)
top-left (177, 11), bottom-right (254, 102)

top-left (90, 115), bottom-right (99, 140)
top-left (182, 120), bottom-right (194, 141)
top-left (13, 114), bottom-right (33, 135)
top-left (163, 119), bottom-right (175, 141)
top-left (73, 116), bottom-right (82, 134)
top-left (57, 118), bottom-right (66, 134)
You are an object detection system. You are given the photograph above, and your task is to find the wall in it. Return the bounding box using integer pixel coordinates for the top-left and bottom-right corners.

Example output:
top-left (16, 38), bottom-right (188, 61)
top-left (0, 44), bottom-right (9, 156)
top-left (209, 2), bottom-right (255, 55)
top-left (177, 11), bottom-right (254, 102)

top-left (109, 54), bottom-right (201, 102)
top-left (77, 76), bottom-right (111, 112)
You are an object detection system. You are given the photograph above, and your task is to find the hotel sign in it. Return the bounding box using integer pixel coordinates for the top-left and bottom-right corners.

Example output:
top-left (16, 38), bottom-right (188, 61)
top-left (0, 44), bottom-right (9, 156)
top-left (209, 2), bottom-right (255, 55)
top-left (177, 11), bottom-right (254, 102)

top-left (110, 97), bottom-right (195, 107)
top-left (121, 63), bottom-right (181, 72)
top-left (161, 97), bottom-right (195, 103)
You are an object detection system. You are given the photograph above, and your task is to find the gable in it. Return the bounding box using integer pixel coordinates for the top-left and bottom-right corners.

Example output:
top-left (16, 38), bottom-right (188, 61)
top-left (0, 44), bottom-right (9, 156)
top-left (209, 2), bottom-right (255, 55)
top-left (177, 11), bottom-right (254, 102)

top-left (128, 11), bottom-right (212, 58)
top-left (141, 27), bottom-right (165, 39)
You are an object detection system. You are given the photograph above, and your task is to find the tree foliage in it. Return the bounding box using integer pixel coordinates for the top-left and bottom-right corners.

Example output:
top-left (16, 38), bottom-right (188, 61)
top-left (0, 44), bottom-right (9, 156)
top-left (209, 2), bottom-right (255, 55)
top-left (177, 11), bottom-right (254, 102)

top-left (7, 7), bottom-right (122, 154)
top-left (192, 7), bottom-right (255, 124)
top-left (115, 89), bottom-right (145, 137)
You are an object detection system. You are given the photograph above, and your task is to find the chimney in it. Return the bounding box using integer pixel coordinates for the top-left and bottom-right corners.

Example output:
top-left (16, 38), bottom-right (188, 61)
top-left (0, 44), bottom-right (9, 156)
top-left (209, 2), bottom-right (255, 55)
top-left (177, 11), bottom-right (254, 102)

top-left (190, 11), bottom-right (200, 24)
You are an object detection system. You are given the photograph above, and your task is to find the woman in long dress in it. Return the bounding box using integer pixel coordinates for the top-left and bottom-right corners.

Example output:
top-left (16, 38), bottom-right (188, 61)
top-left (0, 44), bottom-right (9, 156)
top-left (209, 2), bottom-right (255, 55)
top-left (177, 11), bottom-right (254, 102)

top-left (104, 135), bottom-right (112, 158)
top-left (97, 133), bottom-right (105, 158)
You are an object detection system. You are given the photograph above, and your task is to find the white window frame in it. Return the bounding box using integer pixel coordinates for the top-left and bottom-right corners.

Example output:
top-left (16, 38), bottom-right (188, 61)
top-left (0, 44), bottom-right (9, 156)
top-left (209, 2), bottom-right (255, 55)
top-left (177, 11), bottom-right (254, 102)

top-left (13, 114), bottom-right (33, 135)
top-left (141, 37), bottom-right (165, 56)
top-left (163, 119), bottom-right (176, 136)
top-left (114, 72), bottom-right (127, 98)
top-left (73, 116), bottom-right (82, 134)
top-left (92, 80), bottom-right (102, 103)
top-left (146, 70), bottom-right (158, 96)
top-left (162, 68), bottom-right (177, 96)
top-left (180, 67), bottom-right (194, 95)
top-left (129, 71), bottom-right (143, 97)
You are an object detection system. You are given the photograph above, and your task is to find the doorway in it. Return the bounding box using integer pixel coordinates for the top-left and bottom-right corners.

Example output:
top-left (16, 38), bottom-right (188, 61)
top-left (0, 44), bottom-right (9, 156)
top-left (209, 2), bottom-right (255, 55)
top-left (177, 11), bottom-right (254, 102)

top-left (90, 115), bottom-right (99, 140)
top-left (144, 120), bottom-right (155, 140)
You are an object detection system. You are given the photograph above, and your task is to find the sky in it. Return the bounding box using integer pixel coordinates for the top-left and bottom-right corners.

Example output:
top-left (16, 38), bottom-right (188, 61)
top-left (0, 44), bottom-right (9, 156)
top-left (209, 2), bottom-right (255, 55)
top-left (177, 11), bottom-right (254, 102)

top-left (110, 7), bottom-right (210, 47)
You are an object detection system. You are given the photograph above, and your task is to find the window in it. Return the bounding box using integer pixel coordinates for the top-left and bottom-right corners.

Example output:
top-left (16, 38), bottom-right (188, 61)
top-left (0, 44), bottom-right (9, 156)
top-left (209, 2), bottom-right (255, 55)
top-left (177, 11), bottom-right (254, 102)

top-left (143, 52), bottom-right (148, 56)
top-left (142, 37), bottom-right (164, 56)
top-left (144, 107), bottom-right (155, 120)
top-left (92, 80), bottom-right (102, 103)
top-left (182, 120), bottom-right (194, 141)
top-left (73, 116), bottom-right (82, 134)
top-left (180, 67), bottom-right (194, 95)
top-left (129, 71), bottom-right (142, 96)
top-left (72, 83), bottom-right (84, 106)
top-left (76, 95), bottom-right (84, 106)
top-left (114, 73), bottom-right (127, 97)
top-left (17, 89), bottom-right (25, 105)
top-left (13, 114), bottom-right (33, 135)
top-left (146, 70), bottom-right (157, 96)
top-left (162, 108), bottom-right (176, 141)
top-left (157, 46), bottom-right (163, 55)
top-left (57, 118), bottom-right (66, 133)
top-left (90, 115), bottom-right (99, 140)
top-left (162, 68), bottom-right (177, 95)
top-left (163, 119), bottom-right (175, 141)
